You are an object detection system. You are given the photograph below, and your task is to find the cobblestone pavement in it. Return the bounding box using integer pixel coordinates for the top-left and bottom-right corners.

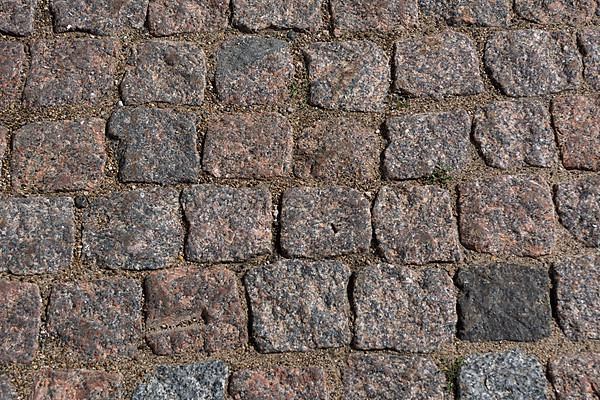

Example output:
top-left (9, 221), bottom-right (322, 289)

top-left (1, 0), bottom-right (600, 399)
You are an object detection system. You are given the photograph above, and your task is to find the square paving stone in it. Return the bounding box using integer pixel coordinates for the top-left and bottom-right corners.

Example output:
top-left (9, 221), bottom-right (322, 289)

top-left (0, 41), bottom-right (26, 108)
top-left (373, 185), bottom-right (461, 265)
top-left (280, 186), bottom-right (371, 258)
top-left (330, 0), bottom-right (418, 35)
top-left (82, 188), bottom-right (183, 271)
top-left (484, 30), bottom-right (581, 97)
top-left (181, 185), bottom-right (272, 263)
top-left (121, 41), bottom-right (206, 106)
top-left (229, 367), bottom-right (329, 400)
top-left (0, 280), bottom-right (41, 364)
top-left (515, 0), bottom-right (595, 25)
top-left (457, 263), bottom-right (551, 342)
top-left (215, 36), bottom-right (293, 106)
top-left (548, 353), bottom-right (600, 400)
top-left (244, 260), bottom-right (352, 353)
top-left (0, 0), bottom-right (34, 35)
top-left (11, 119), bottom-right (107, 193)
top-left (579, 30), bottom-right (600, 91)
top-left (473, 100), bottom-right (556, 169)
top-left (232, 0), bottom-right (323, 31)
top-left (145, 267), bottom-right (247, 355)
top-left (202, 112), bottom-right (293, 179)
top-left (147, 0), bottom-right (229, 36)
top-left (555, 176), bottom-right (600, 247)
top-left (108, 107), bottom-right (200, 184)
top-left (0, 376), bottom-right (16, 399)
top-left (553, 255), bottom-right (600, 340)
top-left (31, 369), bottom-right (123, 400)
top-left (0, 197), bottom-right (75, 275)
top-left (394, 31), bottom-right (484, 98)
top-left (304, 40), bottom-right (389, 112)
top-left (47, 278), bottom-right (143, 361)
top-left (419, 0), bottom-right (511, 26)
top-left (343, 353), bottom-right (447, 399)
top-left (384, 110), bottom-right (472, 180)
top-left (23, 39), bottom-right (120, 107)
top-left (458, 176), bottom-right (556, 257)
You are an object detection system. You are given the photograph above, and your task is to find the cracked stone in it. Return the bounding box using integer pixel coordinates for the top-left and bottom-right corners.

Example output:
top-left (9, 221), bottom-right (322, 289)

top-left (548, 353), bottom-right (600, 400)
top-left (229, 367), bottom-right (329, 400)
top-left (31, 369), bottom-right (123, 400)
top-left (330, 0), bottom-right (418, 35)
top-left (232, 0), bottom-right (323, 31)
top-left (147, 0), bottom-right (229, 35)
top-left (420, 0), bottom-right (511, 26)
top-left (0, 0), bottom-right (34, 35)
top-left (0, 41), bottom-right (26, 108)
top-left (555, 176), bottom-right (600, 247)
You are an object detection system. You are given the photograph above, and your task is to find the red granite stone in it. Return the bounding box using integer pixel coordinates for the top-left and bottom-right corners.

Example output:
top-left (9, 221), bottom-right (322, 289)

top-left (549, 353), bottom-right (600, 399)
top-left (147, 0), bottom-right (229, 36)
top-left (31, 368), bottom-right (123, 400)
top-left (229, 367), bottom-right (329, 400)
top-left (0, 41), bottom-right (26, 108)
top-left (0, 0), bottom-right (34, 35)
top-left (330, 0), bottom-right (418, 35)
top-left (232, 0), bottom-right (323, 31)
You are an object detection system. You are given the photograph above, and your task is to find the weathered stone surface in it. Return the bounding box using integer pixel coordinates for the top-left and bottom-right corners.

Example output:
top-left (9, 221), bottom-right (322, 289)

top-left (145, 267), bottom-right (247, 355)
top-left (108, 107), bottom-right (200, 184)
top-left (394, 31), bottom-right (484, 98)
top-left (0, 376), bottom-right (16, 399)
top-left (330, 0), bottom-right (418, 34)
top-left (458, 350), bottom-right (548, 400)
top-left (305, 40), bottom-right (389, 112)
top-left (0, 41), bottom-right (25, 107)
top-left (548, 353), bottom-right (600, 400)
top-left (147, 0), bottom-right (228, 36)
top-left (229, 367), bottom-right (329, 400)
top-left (0, 197), bottom-right (75, 275)
top-left (47, 278), bottom-right (143, 360)
top-left (457, 264), bottom-right (551, 342)
top-left (11, 119), bottom-right (107, 193)
top-left (82, 188), bottom-right (183, 270)
top-left (373, 185), bottom-right (461, 265)
top-left (31, 369), bottom-right (123, 400)
top-left (473, 100), bottom-right (556, 169)
top-left (553, 255), bottom-right (600, 340)
top-left (384, 110), bottom-right (472, 179)
top-left (459, 176), bottom-right (556, 256)
top-left (0, 281), bottom-right (41, 364)
top-left (215, 36), bottom-right (293, 106)
top-left (203, 113), bottom-right (293, 179)
top-left (232, 0), bottom-right (322, 31)
top-left (280, 187), bottom-right (371, 258)
top-left (580, 30), bottom-right (600, 91)
top-left (555, 176), bottom-right (600, 247)
top-left (0, 125), bottom-right (7, 162)
top-left (245, 260), bottom-right (351, 352)
top-left (485, 30), bottom-right (581, 97)
top-left (121, 41), bottom-right (206, 106)
top-left (420, 0), bottom-right (511, 26)
top-left (515, 0), bottom-right (595, 25)
top-left (181, 185), bottom-right (272, 263)
top-left (0, 0), bottom-right (34, 35)
top-left (343, 353), bottom-right (447, 400)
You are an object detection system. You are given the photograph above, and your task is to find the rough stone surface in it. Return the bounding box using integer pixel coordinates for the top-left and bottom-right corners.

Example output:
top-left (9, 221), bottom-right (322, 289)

top-left (555, 176), bottom-right (600, 247)
top-left (133, 362), bottom-right (228, 400)
top-left (0, 376), bottom-right (16, 399)
top-left (457, 264), bottom-right (552, 342)
top-left (215, 36), bottom-right (293, 106)
top-left (373, 185), bottom-right (461, 265)
top-left (0, 125), bottom-right (7, 163)
top-left (245, 260), bottom-right (352, 353)
top-left (0, 281), bottom-right (41, 364)
top-left (548, 353), bottom-right (600, 400)
top-left (280, 187), bottom-right (371, 258)
top-left (304, 40), bottom-right (389, 112)
top-left (343, 353), bottom-right (447, 400)
top-left (47, 278), bottom-right (143, 360)
top-left (580, 30), bottom-right (600, 90)
top-left (203, 113), bottom-right (293, 179)
top-left (459, 176), bottom-right (556, 256)
top-left (485, 30), bottom-right (581, 97)
top-left (11, 119), bottom-right (107, 193)
top-left (229, 367), bottom-right (329, 400)
top-left (108, 107), bottom-right (200, 184)
top-left (145, 267), bottom-right (247, 355)
top-left (147, 0), bottom-right (229, 36)
top-left (31, 369), bottom-right (123, 400)
top-left (121, 41), bottom-right (206, 106)
top-left (458, 350), bottom-right (548, 400)
top-left (420, 0), bottom-right (511, 26)
top-left (232, 0), bottom-right (322, 31)
top-left (0, 0), bottom-right (34, 35)
top-left (330, 0), bottom-right (418, 35)
top-left (0, 197), bottom-right (75, 275)
top-left (394, 31), bottom-right (484, 98)
top-left (515, 0), bottom-right (595, 25)
top-left (384, 110), bottom-right (472, 179)
top-left (473, 100), bottom-right (556, 169)
top-left (181, 185), bottom-right (272, 263)
top-left (82, 188), bottom-right (183, 270)
top-left (0, 41), bottom-right (25, 108)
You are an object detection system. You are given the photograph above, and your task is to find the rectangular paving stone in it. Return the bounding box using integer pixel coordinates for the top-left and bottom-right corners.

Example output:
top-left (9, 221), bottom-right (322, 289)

top-left (0, 0), bottom-right (34, 35)
top-left (229, 367), bottom-right (329, 400)
top-left (147, 0), bottom-right (229, 36)
top-left (548, 353), bottom-right (600, 400)
top-left (0, 376), bottom-right (16, 399)
top-left (0, 41), bottom-right (26, 108)
top-left (555, 176), bottom-right (600, 247)
top-left (31, 368), bottom-right (123, 400)
top-left (515, 0), bottom-right (595, 25)
top-left (579, 30), bottom-right (600, 91)
top-left (245, 260), bottom-right (351, 353)
top-left (419, 0), bottom-right (511, 26)
top-left (280, 186), bottom-right (371, 258)
top-left (232, 0), bottom-right (322, 31)
top-left (353, 263), bottom-right (456, 352)
top-left (330, 0), bottom-right (418, 35)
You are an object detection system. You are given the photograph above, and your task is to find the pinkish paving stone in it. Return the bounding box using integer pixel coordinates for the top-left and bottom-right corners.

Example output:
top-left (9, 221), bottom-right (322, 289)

top-left (485, 30), bottom-right (581, 97)
top-left (47, 278), bottom-right (143, 361)
top-left (384, 110), bottom-right (472, 180)
top-left (229, 367), bottom-right (329, 400)
top-left (459, 176), bottom-right (556, 256)
top-left (0, 125), bottom-right (7, 163)
top-left (353, 263), bottom-right (457, 352)
top-left (203, 113), bottom-right (293, 179)
top-left (147, 0), bottom-right (229, 35)
top-left (548, 353), bottom-right (600, 399)
top-left (181, 185), bottom-right (272, 263)
top-left (330, 0), bottom-right (418, 34)
top-left (473, 100), bottom-right (556, 169)
top-left (280, 186), bottom-right (371, 258)
top-left (0, 280), bottom-right (41, 364)
top-left (145, 267), bottom-right (247, 355)
top-left (0, 41), bottom-right (26, 108)
top-left (343, 353), bottom-right (447, 399)
top-left (515, 0), bottom-right (595, 25)
top-left (0, 0), bottom-right (34, 35)
top-left (555, 176), bottom-right (600, 247)
top-left (419, 0), bottom-right (511, 26)
top-left (0, 376), bottom-right (16, 399)
top-left (232, 0), bottom-right (323, 31)
top-left (31, 368), bottom-right (123, 400)
top-left (215, 36), bottom-right (293, 106)
top-left (373, 185), bottom-right (461, 265)
top-left (23, 39), bottom-right (120, 107)
top-left (121, 41), bottom-right (206, 106)
top-left (245, 259), bottom-right (352, 353)
top-left (11, 119), bottom-right (107, 193)
top-left (579, 30), bottom-right (600, 91)
top-left (304, 40), bottom-right (389, 112)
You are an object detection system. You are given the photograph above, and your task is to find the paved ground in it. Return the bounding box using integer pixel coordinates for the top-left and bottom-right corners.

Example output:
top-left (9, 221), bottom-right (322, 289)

top-left (0, 0), bottom-right (600, 399)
